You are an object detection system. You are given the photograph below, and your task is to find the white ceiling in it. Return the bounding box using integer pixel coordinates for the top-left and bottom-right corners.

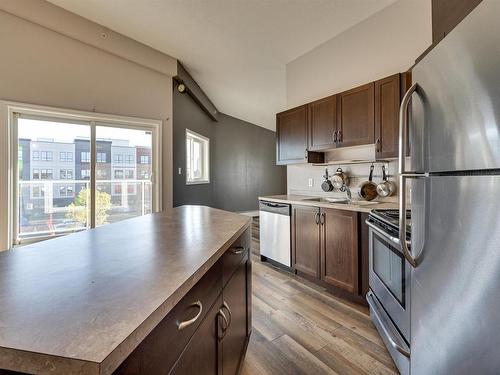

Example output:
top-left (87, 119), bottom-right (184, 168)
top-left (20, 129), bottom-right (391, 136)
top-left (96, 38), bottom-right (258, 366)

top-left (48, 0), bottom-right (397, 130)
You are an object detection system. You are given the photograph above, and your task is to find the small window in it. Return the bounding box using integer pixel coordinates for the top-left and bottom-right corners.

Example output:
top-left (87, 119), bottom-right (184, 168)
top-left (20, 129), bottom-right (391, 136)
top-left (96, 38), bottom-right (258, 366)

top-left (124, 170), bottom-right (134, 179)
top-left (97, 152), bottom-right (107, 163)
top-left (33, 169), bottom-right (40, 179)
top-left (114, 170), bottom-right (124, 179)
top-left (60, 169), bottom-right (67, 179)
top-left (33, 151), bottom-right (39, 161)
top-left (186, 129), bottom-right (209, 184)
top-left (81, 169), bottom-right (90, 179)
top-left (140, 155), bottom-right (149, 164)
top-left (67, 169), bottom-right (73, 179)
top-left (60, 152), bottom-right (66, 162)
top-left (67, 152), bottom-right (73, 162)
top-left (81, 151), bottom-right (91, 163)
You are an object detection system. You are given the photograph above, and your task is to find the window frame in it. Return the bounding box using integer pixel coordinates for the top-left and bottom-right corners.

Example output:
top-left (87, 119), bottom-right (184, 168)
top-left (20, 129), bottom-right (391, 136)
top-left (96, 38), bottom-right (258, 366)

top-left (185, 129), bottom-right (210, 185)
top-left (5, 101), bottom-right (162, 247)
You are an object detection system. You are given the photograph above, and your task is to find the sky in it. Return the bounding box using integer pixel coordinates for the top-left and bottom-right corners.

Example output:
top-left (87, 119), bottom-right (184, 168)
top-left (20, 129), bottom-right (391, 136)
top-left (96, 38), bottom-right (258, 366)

top-left (18, 118), bottom-right (152, 147)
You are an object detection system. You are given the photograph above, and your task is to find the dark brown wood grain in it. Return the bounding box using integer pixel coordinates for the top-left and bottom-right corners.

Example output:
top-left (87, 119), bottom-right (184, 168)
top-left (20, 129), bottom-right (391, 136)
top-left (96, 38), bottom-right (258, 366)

top-left (359, 213), bottom-right (370, 299)
top-left (292, 205), bottom-right (321, 278)
top-left (320, 208), bottom-right (359, 294)
top-left (432, 0), bottom-right (482, 44)
top-left (308, 95), bottom-right (337, 151)
top-left (337, 82), bottom-right (375, 148)
top-left (374, 74), bottom-right (401, 159)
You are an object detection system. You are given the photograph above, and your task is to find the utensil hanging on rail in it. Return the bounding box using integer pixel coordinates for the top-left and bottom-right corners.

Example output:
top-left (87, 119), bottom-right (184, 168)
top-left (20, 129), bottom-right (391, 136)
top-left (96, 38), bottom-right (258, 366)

top-left (358, 164), bottom-right (378, 201)
top-left (331, 167), bottom-right (348, 190)
top-left (376, 165), bottom-right (396, 197)
top-left (321, 168), bottom-right (334, 192)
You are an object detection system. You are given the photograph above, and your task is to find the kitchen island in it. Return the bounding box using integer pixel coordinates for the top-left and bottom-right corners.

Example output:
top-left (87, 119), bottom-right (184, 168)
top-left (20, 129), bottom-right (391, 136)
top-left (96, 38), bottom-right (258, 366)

top-left (0, 206), bottom-right (252, 375)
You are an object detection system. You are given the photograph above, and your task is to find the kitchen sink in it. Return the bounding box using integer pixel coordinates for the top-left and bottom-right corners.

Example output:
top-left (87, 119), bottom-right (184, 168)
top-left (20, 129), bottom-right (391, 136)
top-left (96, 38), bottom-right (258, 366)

top-left (301, 197), bottom-right (379, 206)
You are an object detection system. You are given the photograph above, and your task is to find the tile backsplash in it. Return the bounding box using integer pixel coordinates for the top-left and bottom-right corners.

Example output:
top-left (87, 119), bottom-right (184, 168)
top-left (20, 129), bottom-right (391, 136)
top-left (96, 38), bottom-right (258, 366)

top-left (287, 145), bottom-right (403, 203)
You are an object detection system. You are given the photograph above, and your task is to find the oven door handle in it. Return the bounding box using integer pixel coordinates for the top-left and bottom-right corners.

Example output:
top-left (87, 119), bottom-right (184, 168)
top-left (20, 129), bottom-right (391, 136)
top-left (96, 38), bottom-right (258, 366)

top-left (367, 291), bottom-right (410, 358)
top-left (365, 220), bottom-right (401, 246)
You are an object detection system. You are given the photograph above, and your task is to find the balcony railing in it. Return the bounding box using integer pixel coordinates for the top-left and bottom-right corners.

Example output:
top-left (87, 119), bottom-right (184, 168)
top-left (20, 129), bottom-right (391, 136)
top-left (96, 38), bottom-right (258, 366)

top-left (17, 179), bottom-right (152, 242)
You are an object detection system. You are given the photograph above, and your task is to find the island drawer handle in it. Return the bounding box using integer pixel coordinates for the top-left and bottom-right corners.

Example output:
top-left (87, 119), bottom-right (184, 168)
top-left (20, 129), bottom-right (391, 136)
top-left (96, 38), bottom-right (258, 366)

top-left (177, 301), bottom-right (203, 331)
top-left (218, 309), bottom-right (229, 340)
top-left (222, 301), bottom-right (232, 328)
top-left (230, 246), bottom-right (245, 255)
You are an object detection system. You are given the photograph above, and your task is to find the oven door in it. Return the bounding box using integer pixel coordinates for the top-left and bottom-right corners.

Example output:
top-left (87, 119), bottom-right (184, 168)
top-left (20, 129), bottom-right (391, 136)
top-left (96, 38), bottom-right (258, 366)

top-left (368, 227), bottom-right (411, 342)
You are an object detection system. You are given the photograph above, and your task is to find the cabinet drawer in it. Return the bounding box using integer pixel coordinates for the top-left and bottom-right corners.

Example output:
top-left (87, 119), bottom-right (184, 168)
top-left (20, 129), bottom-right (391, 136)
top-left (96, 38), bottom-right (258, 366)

top-left (115, 260), bottom-right (223, 375)
top-left (223, 228), bottom-right (250, 287)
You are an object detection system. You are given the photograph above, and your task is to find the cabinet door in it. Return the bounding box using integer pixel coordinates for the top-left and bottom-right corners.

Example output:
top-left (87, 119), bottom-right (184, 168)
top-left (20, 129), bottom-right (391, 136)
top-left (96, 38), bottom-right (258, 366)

top-left (337, 83), bottom-right (375, 147)
top-left (375, 74), bottom-right (401, 159)
top-left (320, 208), bottom-right (359, 293)
top-left (222, 257), bottom-right (249, 375)
top-left (432, 0), bottom-right (483, 44)
top-left (292, 205), bottom-right (320, 278)
top-left (308, 95), bottom-right (337, 151)
top-left (276, 105), bottom-right (308, 164)
top-left (169, 295), bottom-right (222, 375)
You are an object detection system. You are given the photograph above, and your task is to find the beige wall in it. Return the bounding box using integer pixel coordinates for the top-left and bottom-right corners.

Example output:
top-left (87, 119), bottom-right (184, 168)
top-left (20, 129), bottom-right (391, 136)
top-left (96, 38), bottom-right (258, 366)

top-left (0, 1), bottom-right (177, 249)
top-left (286, 0), bottom-right (432, 108)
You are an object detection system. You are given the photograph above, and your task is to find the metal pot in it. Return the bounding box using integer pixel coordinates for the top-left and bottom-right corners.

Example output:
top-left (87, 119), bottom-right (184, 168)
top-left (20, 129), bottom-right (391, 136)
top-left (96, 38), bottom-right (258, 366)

top-left (376, 165), bottom-right (396, 197)
top-left (358, 164), bottom-right (378, 201)
top-left (321, 168), bottom-right (334, 192)
top-left (331, 167), bottom-right (348, 189)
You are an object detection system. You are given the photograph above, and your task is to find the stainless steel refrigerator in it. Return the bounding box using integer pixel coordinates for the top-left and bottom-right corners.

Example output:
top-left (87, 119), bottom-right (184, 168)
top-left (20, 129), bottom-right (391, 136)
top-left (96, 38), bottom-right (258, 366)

top-left (400, 0), bottom-right (500, 373)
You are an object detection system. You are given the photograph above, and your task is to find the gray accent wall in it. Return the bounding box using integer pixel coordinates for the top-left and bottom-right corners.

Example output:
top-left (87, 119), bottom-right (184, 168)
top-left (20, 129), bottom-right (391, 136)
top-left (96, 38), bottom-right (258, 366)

top-left (173, 83), bottom-right (286, 211)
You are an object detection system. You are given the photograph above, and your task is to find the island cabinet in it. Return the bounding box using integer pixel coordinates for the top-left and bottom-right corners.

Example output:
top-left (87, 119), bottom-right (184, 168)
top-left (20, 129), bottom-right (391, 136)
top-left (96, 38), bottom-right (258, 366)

top-left (114, 228), bottom-right (251, 375)
top-left (292, 205), bottom-right (365, 304)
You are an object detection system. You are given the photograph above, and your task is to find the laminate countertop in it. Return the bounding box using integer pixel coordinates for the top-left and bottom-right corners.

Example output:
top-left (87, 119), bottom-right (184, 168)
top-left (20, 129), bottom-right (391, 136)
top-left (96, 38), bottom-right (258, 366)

top-left (0, 206), bottom-right (251, 375)
top-left (259, 195), bottom-right (399, 213)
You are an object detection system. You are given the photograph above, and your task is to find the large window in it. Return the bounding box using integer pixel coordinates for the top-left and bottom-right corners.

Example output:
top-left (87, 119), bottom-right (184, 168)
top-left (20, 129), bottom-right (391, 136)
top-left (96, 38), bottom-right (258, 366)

top-left (11, 105), bottom-right (160, 245)
top-left (186, 129), bottom-right (209, 184)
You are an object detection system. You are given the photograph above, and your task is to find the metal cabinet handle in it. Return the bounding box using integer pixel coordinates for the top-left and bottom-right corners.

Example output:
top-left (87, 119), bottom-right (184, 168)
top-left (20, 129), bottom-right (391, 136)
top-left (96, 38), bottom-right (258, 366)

top-left (178, 301), bottom-right (203, 330)
top-left (320, 212), bottom-right (325, 225)
top-left (333, 130), bottom-right (338, 142)
top-left (217, 309), bottom-right (229, 340)
top-left (338, 130), bottom-right (342, 142)
top-left (366, 291), bottom-right (410, 358)
top-left (375, 138), bottom-right (381, 153)
top-left (230, 246), bottom-right (245, 255)
top-left (304, 149), bottom-right (308, 159)
top-left (314, 212), bottom-right (320, 225)
top-left (222, 301), bottom-right (232, 328)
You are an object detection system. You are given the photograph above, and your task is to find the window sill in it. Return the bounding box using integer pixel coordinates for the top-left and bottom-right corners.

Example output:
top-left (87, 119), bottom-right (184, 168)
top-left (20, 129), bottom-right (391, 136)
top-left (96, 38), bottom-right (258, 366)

top-left (186, 180), bottom-right (210, 185)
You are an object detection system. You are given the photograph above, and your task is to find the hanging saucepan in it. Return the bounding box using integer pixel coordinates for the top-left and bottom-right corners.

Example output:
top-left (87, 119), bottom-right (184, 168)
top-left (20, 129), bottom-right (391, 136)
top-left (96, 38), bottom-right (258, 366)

top-left (331, 167), bottom-right (348, 190)
top-left (321, 168), bottom-right (334, 192)
top-left (376, 165), bottom-right (396, 197)
top-left (358, 164), bottom-right (378, 201)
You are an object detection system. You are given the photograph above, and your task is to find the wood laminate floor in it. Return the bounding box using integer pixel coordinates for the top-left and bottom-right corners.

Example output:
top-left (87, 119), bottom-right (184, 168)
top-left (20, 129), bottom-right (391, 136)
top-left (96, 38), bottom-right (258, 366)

top-left (242, 227), bottom-right (398, 375)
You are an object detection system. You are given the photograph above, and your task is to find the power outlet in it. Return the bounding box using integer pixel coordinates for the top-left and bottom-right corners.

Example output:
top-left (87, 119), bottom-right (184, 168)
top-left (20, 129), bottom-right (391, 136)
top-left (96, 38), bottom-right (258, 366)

top-left (308, 178), bottom-right (314, 187)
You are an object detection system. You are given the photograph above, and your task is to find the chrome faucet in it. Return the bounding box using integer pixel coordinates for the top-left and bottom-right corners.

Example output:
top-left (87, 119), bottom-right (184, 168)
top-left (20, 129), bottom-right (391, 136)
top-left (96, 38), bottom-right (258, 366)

top-left (340, 184), bottom-right (352, 203)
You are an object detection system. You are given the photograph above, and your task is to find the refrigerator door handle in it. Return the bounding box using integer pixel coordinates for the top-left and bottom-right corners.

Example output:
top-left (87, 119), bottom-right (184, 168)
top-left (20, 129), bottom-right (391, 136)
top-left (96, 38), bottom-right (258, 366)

top-left (399, 173), bottom-right (427, 268)
top-left (399, 82), bottom-right (419, 175)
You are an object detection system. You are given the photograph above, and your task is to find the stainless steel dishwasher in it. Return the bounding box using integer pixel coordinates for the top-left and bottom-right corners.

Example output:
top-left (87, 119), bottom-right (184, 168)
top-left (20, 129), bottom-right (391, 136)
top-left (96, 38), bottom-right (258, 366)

top-left (259, 201), bottom-right (291, 268)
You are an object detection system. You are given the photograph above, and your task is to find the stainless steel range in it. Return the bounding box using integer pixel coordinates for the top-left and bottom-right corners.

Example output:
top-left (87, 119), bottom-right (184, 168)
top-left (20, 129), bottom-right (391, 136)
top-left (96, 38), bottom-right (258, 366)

top-left (366, 210), bottom-right (411, 375)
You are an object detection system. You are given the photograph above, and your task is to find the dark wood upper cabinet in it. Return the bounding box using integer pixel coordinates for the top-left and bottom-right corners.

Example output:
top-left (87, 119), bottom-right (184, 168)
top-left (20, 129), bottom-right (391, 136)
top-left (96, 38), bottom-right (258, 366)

top-left (276, 105), bottom-right (324, 165)
top-left (308, 95), bottom-right (337, 151)
top-left (432, 0), bottom-right (482, 44)
top-left (374, 74), bottom-right (401, 159)
top-left (292, 205), bottom-right (320, 278)
top-left (337, 83), bottom-right (375, 148)
top-left (320, 208), bottom-right (359, 294)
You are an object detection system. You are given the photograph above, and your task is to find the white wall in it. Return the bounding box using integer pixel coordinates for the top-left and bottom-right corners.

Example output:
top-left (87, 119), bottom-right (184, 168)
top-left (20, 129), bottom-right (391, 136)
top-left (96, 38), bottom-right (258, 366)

top-left (0, 1), bottom-right (177, 249)
top-left (286, 0), bottom-right (432, 108)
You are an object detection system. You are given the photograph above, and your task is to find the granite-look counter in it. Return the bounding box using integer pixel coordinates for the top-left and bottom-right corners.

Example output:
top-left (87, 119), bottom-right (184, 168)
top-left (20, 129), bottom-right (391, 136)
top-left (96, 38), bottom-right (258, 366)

top-left (259, 194), bottom-right (399, 213)
top-left (0, 206), bottom-right (251, 375)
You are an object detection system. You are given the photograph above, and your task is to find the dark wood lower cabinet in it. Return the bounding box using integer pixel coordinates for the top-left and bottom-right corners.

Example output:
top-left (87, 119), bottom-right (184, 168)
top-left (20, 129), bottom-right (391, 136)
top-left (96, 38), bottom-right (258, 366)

top-left (292, 205), bottom-right (320, 278)
top-left (320, 208), bottom-right (359, 294)
top-left (222, 257), bottom-right (249, 375)
top-left (169, 296), bottom-right (222, 375)
top-left (292, 205), bottom-right (368, 306)
top-left (113, 229), bottom-right (251, 375)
